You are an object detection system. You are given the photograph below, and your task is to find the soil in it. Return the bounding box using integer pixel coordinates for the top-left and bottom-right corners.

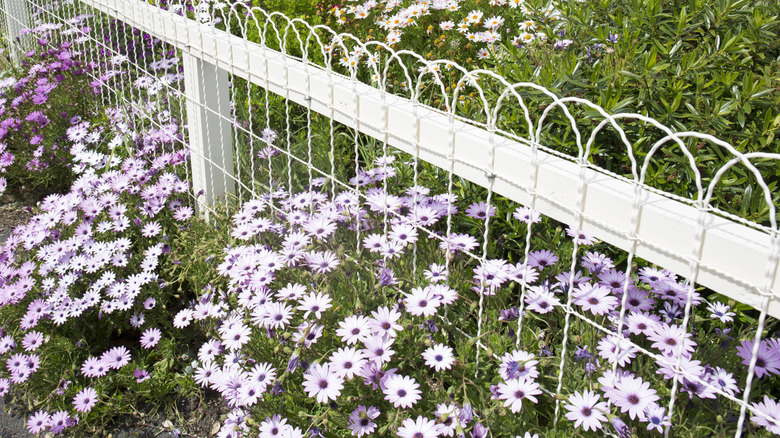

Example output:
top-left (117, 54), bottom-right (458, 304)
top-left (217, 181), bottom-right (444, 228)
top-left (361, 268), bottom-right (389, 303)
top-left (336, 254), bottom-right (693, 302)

top-left (0, 189), bottom-right (231, 437)
top-left (0, 188), bottom-right (37, 244)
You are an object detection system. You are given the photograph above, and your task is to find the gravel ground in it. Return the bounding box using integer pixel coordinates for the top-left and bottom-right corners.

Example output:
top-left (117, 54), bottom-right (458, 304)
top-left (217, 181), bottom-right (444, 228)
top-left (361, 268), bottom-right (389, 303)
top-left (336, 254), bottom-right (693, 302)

top-left (0, 192), bottom-right (36, 437)
top-left (0, 398), bottom-right (27, 438)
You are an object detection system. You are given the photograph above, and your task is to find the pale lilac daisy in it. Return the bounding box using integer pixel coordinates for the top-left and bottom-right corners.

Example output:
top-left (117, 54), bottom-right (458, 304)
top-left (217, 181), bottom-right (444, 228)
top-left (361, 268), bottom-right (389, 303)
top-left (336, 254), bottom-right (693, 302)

top-left (329, 347), bottom-right (367, 380)
top-left (422, 344), bottom-right (455, 371)
top-left (141, 221), bottom-right (162, 237)
top-left (404, 287), bottom-right (441, 317)
top-left (707, 301), bottom-right (736, 323)
top-left (101, 346), bottom-right (131, 370)
top-left (21, 331), bottom-right (44, 352)
top-left (499, 350), bottom-right (539, 381)
top-left (644, 404), bottom-right (671, 433)
top-left (397, 416), bottom-right (441, 438)
top-left (383, 374), bottom-right (422, 408)
top-left (736, 339), bottom-right (780, 378)
top-left (496, 378), bottom-right (542, 413)
top-left (611, 376), bottom-right (659, 420)
top-left (423, 263), bottom-right (448, 283)
top-left (302, 362), bottom-right (344, 403)
top-left (140, 328), bottom-right (162, 349)
top-left (348, 405), bottom-right (380, 437)
top-left (751, 395), bottom-right (780, 434)
top-left (26, 410), bottom-right (51, 434)
top-left (73, 387), bottom-right (98, 412)
top-left (297, 292), bottom-right (332, 319)
top-left (513, 206), bottom-right (541, 224)
top-left (368, 306), bottom-right (403, 338)
top-left (336, 315), bottom-right (372, 345)
top-left (564, 390), bottom-right (608, 432)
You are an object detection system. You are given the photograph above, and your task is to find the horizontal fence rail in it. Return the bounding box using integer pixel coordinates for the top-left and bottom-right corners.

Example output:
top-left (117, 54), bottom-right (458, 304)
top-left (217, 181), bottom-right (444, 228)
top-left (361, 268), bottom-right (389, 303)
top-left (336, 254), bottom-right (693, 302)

top-left (67, 0), bottom-right (780, 318)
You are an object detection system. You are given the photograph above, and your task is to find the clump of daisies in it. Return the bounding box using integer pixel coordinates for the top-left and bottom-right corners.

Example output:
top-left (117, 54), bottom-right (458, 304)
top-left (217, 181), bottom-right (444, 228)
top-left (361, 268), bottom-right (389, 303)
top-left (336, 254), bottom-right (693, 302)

top-left (0, 14), bottom-right (202, 432)
top-left (0, 16), bottom-right (100, 196)
top-left (177, 140), bottom-right (780, 438)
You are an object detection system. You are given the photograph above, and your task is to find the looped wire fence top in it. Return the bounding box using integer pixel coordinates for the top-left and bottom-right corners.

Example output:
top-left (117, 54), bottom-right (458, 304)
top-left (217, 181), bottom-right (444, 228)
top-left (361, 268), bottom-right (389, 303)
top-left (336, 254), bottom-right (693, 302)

top-left (2, 0), bottom-right (780, 435)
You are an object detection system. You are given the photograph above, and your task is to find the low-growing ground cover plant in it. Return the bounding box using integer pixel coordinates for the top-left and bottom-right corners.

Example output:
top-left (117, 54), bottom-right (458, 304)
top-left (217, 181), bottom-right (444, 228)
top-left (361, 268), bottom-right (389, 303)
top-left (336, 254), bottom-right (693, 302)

top-left (0, 0), bottom-right (779, 437)
top-left (0, 23), bottom-right (96, 196)
top-left (164, 146), bottom-right (780, 437)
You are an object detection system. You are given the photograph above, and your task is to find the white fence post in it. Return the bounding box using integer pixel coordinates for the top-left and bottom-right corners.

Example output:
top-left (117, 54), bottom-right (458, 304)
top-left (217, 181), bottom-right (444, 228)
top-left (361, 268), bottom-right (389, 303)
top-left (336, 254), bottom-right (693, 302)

top-left (183, 50), bottom-right (235, 217)
top-left (2, 0), bottom-right (30, 65)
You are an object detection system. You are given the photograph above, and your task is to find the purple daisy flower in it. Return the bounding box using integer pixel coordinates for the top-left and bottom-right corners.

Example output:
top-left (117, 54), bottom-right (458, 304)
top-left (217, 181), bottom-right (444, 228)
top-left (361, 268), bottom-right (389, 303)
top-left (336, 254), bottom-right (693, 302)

top-left (72, 387), bottom-right (98, 413)
top-left (465, 201), bottom-right (495, 220)
top-left (348, 405), bottom-right (380, 437)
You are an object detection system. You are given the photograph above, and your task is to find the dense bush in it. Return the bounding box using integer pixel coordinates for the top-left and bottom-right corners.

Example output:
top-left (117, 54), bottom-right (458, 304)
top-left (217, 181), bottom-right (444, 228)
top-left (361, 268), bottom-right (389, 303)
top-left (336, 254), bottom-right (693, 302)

top-left (244, 0), bottom-right (780, 223)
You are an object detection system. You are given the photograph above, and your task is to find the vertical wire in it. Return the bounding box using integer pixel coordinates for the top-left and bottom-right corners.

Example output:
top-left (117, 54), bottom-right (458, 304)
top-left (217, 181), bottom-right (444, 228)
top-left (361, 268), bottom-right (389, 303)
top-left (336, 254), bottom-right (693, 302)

top-left (303, 26), bottom-right (312, 194)
top-left (281, 23), bottom-right (291, 197)
top-left (410, 73), bottom-right (421, 279)
top-left (242, 7), bottom-right (254, 202)
top-left (552, 156), bottom-right (587, 432)
top-left (375, 49), bottom-right (389, 259)
top-left (664, 200), bottom-right (707, 438)
top-left (351, 47), bottom-right (362, 256)
top-left (169, 0), bottom-right (191, 201)
top-left (515, 127), bottom-right (541, 344)
top-left (734, 232), bottom-right (780, 437)
top-left (262, 16), bottom-right (272, 203)
top-left (207, 0), bottom-right (229, 217)
top-left (226, 8), bottom-right (241, 210)
top-left (443, 84), bottom-right (457, 284)
top-left (193, 2), bottom-right (216, 219)
top-left (474, 122), bottom-right (497, 377)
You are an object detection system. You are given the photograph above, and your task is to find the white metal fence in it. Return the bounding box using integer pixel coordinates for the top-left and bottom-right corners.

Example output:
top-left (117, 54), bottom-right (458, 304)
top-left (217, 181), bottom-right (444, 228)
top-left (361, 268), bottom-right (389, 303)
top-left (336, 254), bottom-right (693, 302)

top-left (1, 0), bottom-right (780, 434)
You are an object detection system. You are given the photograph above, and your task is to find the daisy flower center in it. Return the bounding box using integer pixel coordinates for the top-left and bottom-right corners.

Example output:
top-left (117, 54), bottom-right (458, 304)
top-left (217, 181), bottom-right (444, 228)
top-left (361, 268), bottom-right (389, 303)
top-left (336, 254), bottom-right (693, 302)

top-left (628, 394), bottom-right (640, 405)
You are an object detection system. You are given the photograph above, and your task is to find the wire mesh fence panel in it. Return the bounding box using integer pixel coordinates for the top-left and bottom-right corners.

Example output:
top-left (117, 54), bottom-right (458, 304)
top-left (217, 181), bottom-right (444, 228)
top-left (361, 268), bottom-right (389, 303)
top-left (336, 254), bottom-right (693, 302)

top-left (1, 0), bottom-right (780, 437)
